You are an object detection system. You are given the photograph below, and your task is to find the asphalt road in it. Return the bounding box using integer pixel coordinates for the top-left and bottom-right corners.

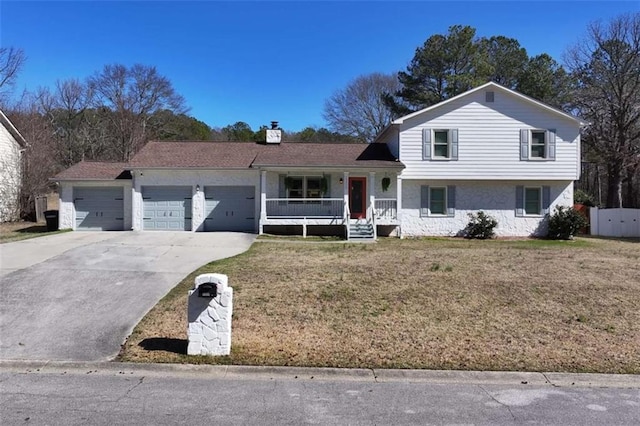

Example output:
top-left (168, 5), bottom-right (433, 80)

top-left (1, 362), bottom-right (639, 425)
top-left (0, 231), bottom-right (255, 361)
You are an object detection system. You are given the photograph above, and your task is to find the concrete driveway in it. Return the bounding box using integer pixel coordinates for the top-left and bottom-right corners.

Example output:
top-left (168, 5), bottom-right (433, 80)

top-left (0, 231), bottom-right (255, 361)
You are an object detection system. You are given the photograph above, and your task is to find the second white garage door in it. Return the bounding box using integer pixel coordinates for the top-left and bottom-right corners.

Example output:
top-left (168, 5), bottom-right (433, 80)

top-left (204, 186), bottom-right (255, 232)
top-left (142, 186), bottom-right (192, 231)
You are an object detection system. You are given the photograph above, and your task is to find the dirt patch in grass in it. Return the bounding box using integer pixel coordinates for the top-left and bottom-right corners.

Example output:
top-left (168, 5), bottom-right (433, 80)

top-left (119, 237), bottom-right (640, 373)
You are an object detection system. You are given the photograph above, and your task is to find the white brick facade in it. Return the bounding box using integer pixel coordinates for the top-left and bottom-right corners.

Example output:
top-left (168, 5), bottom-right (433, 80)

top-left (59, 181), bottom-right (133, 230)
top-left (400, 180), bottom-right (573, 237)
top-left (132, 169), bottom-right (259, 231)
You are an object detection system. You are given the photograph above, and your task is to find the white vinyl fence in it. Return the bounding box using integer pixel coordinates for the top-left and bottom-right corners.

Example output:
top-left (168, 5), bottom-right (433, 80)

top-left (590, 207), bottom-right (640, 238)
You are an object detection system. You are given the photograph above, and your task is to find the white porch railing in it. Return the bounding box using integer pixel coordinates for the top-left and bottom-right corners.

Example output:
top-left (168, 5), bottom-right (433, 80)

top-left (266, 198), bottom-right (344, 218)
top-left (375, 198), bottom-right (397, 220)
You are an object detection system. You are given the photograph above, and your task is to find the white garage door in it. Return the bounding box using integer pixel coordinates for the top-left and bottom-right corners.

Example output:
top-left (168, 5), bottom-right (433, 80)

top-left (204, 186), bottom-right (255, 232)
top-left (74, 187), bottom-right (124, 231)
top-left (142, 186), bottom-right (192, 231)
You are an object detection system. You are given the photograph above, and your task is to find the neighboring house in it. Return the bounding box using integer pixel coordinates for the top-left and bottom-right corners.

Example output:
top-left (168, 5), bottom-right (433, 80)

top-left (53, 82), bottom-right (584, 239)
top-left (0, 110), bottom-right (27, 222)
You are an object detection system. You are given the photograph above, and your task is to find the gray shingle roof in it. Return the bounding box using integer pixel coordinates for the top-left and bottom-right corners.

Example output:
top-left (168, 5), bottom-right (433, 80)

top-left (52, 141), bottom-right (403, 180)
top-left (52, 162), bottom-right (131, 180)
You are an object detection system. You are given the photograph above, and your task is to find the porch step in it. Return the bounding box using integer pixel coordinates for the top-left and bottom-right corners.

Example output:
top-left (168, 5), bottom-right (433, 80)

top-left (348, 222), bottom-right (375, 241)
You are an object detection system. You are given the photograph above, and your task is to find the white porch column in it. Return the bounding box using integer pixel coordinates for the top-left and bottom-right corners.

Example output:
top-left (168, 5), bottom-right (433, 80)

top-left (259, 170), bottom-right (267, 234)
top-left (396, 174), bottom-right (403, 238)
top-left (368, 171), bottom-right (375, 219)
top-left (343, 171), bottom-right (349, 219)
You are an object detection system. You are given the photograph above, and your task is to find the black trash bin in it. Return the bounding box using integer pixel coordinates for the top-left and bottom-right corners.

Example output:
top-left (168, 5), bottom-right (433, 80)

top-left (43, 210), bottom-right (59, 232)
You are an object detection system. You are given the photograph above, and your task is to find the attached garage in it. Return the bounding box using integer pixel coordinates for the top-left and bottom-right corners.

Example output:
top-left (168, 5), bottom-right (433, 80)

top-left (204, 186), bottom-right (255, 232)
top-left (74, 187), bottom-right (124, 231)
top-left (142, 186), bottom-right (192, 231)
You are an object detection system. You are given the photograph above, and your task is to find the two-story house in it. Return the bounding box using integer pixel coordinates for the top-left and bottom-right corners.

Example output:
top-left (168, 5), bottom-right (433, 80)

top-left (376, 81), bottom-right (584, 237)
top-left (53, 82), bottom-right (583, 238)
top-left (0, 110), bottom-right (27, 222)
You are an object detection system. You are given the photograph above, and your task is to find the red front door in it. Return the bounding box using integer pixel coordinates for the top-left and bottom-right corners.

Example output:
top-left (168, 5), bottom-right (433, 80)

top-left (349, 177), bottom-right (366, 219)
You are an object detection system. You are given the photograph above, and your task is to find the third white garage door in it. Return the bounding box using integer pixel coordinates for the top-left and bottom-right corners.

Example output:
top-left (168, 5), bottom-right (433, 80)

top-left (204, 186), bottom-right (255, 232)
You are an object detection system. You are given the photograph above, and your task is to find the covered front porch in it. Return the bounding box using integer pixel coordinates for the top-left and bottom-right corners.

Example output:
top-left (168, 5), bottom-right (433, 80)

top-left (258, 170), bottom-right (400, 240)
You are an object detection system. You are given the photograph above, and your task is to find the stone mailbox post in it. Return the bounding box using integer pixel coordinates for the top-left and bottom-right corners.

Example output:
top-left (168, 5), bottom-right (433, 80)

top-left (187, 273), bottom-right (233, 356)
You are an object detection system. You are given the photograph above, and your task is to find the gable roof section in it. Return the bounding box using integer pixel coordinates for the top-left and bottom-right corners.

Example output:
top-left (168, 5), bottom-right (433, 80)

top-left (52, 161), bottom-right (131, 181)
top-left (0, 110), bottom-right (27, 147)
top-left (390, 81), bottom-right (585, 126)
top-left (252, 142), bottom-right (402, 168)
top-left (129, 141), bottom-right (260, 168)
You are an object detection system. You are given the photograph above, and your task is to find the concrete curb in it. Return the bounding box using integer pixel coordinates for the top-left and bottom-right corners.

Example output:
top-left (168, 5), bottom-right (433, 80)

top-left (1, 360), bottom-right (638, 388)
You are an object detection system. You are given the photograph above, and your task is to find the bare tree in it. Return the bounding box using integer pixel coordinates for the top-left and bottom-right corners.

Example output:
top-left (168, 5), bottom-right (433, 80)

top-left (566, 13), bottom-right (640, 207)
top-left (323, 73), bottom-right (401, 143)
top-left (36, 79), bottom-right (103, 167)
top-left (6, 93), bottom-right (58, 219)
top-left (88, 64), bottom-right (187, 161)
top-left (0, 47), bottom-right (26, 105)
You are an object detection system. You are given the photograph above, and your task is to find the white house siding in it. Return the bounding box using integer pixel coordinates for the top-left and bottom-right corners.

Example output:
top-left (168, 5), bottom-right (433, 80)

top-left (58, 181), bottom-right (133, 230)
top-left (399, 89), bottom-right (580, 180)
top-left (0, 123), bottom-right (22, 221)
top-left (132, 169), bottom-right (259, 231)
top-left (400, 180), bottom-right (573, 237)
top-left (375, 128), bottom-right (400, 160)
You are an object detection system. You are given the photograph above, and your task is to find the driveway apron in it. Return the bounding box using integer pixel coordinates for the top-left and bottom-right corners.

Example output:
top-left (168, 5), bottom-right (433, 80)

top-left (0, 232), bottom-right (255, 361)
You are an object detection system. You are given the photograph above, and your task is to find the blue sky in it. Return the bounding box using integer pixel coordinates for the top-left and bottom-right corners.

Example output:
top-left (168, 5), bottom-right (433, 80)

top-left (1, 1), bottom-right (637, 132)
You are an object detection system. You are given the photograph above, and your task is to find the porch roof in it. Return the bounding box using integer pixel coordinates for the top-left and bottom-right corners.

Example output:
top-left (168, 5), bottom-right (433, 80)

top-left (51, 161), bottom-right (132, 181)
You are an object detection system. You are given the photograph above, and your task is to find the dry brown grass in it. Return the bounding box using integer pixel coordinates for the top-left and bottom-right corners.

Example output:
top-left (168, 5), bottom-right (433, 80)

top-left (0, 221), bottom-right (69, 243)
top-left (119, 237), bottom-right (640, 373)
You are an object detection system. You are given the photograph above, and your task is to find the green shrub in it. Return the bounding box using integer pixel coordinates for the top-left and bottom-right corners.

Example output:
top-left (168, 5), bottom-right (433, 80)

top-left (464, 211), bottom-right (498, 239)
top-left (547, 206), bottom-right (588, 240)
top-left (574, 189), bottom-right (596, 207)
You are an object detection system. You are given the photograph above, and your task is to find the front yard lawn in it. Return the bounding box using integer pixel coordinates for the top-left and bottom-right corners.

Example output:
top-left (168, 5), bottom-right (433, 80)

top-left (0, 221), bottom-right (69, 243)
top-left (119, 237), bottom-right (640, 373)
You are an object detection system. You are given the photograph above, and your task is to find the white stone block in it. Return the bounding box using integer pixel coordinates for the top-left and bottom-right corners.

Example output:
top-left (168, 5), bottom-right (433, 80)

top-left (216, 320), bottom-right (229, 333)
top-left (207, 307), bottom-right (221, 321)
top-left (188, 322), bottom-right (202, 335)
top-left (219, 332), bottom-right (230, 347)
top-left (195, 273), bottom-right (228, 292)
top-left (187, 340), bottom-right (202, 356)
top-left (203, 325), bottom-right (218, 342)
top-left (200, 313), bottom-right (215, 329)
top-left (220, 288), bottom-right (233, 307)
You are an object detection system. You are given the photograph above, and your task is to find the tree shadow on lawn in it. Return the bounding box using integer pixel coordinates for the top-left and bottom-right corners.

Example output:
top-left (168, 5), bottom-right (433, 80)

top-left (139, 338), bottom-right (187, 355)
top-left (16, 225), bottom-right (49, 234)
top-left (581, 235), bottom-right (640, 244)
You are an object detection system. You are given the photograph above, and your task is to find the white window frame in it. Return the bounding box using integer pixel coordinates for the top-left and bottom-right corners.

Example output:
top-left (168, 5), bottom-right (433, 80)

top-left (286, 176), bottom-right (324, 200)
top-left (524, 186), bottom-right (542, 216)
top-left (529, 130), bottom-right (547, 160)
top-left (432, 129), bottom-right (451, 160)
top-left (429, 186), bottom-right (448, 216)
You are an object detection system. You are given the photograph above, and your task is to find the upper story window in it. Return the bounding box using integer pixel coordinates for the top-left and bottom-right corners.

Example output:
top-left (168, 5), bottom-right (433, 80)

top-left (530, 130), bottom-right (547, 159)
top-left (520, 129), bottom-right (556, 161)
top-left (422, 128), bottom-right (459, 161)
top-left (433, 130), bottom-right (450, 158)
